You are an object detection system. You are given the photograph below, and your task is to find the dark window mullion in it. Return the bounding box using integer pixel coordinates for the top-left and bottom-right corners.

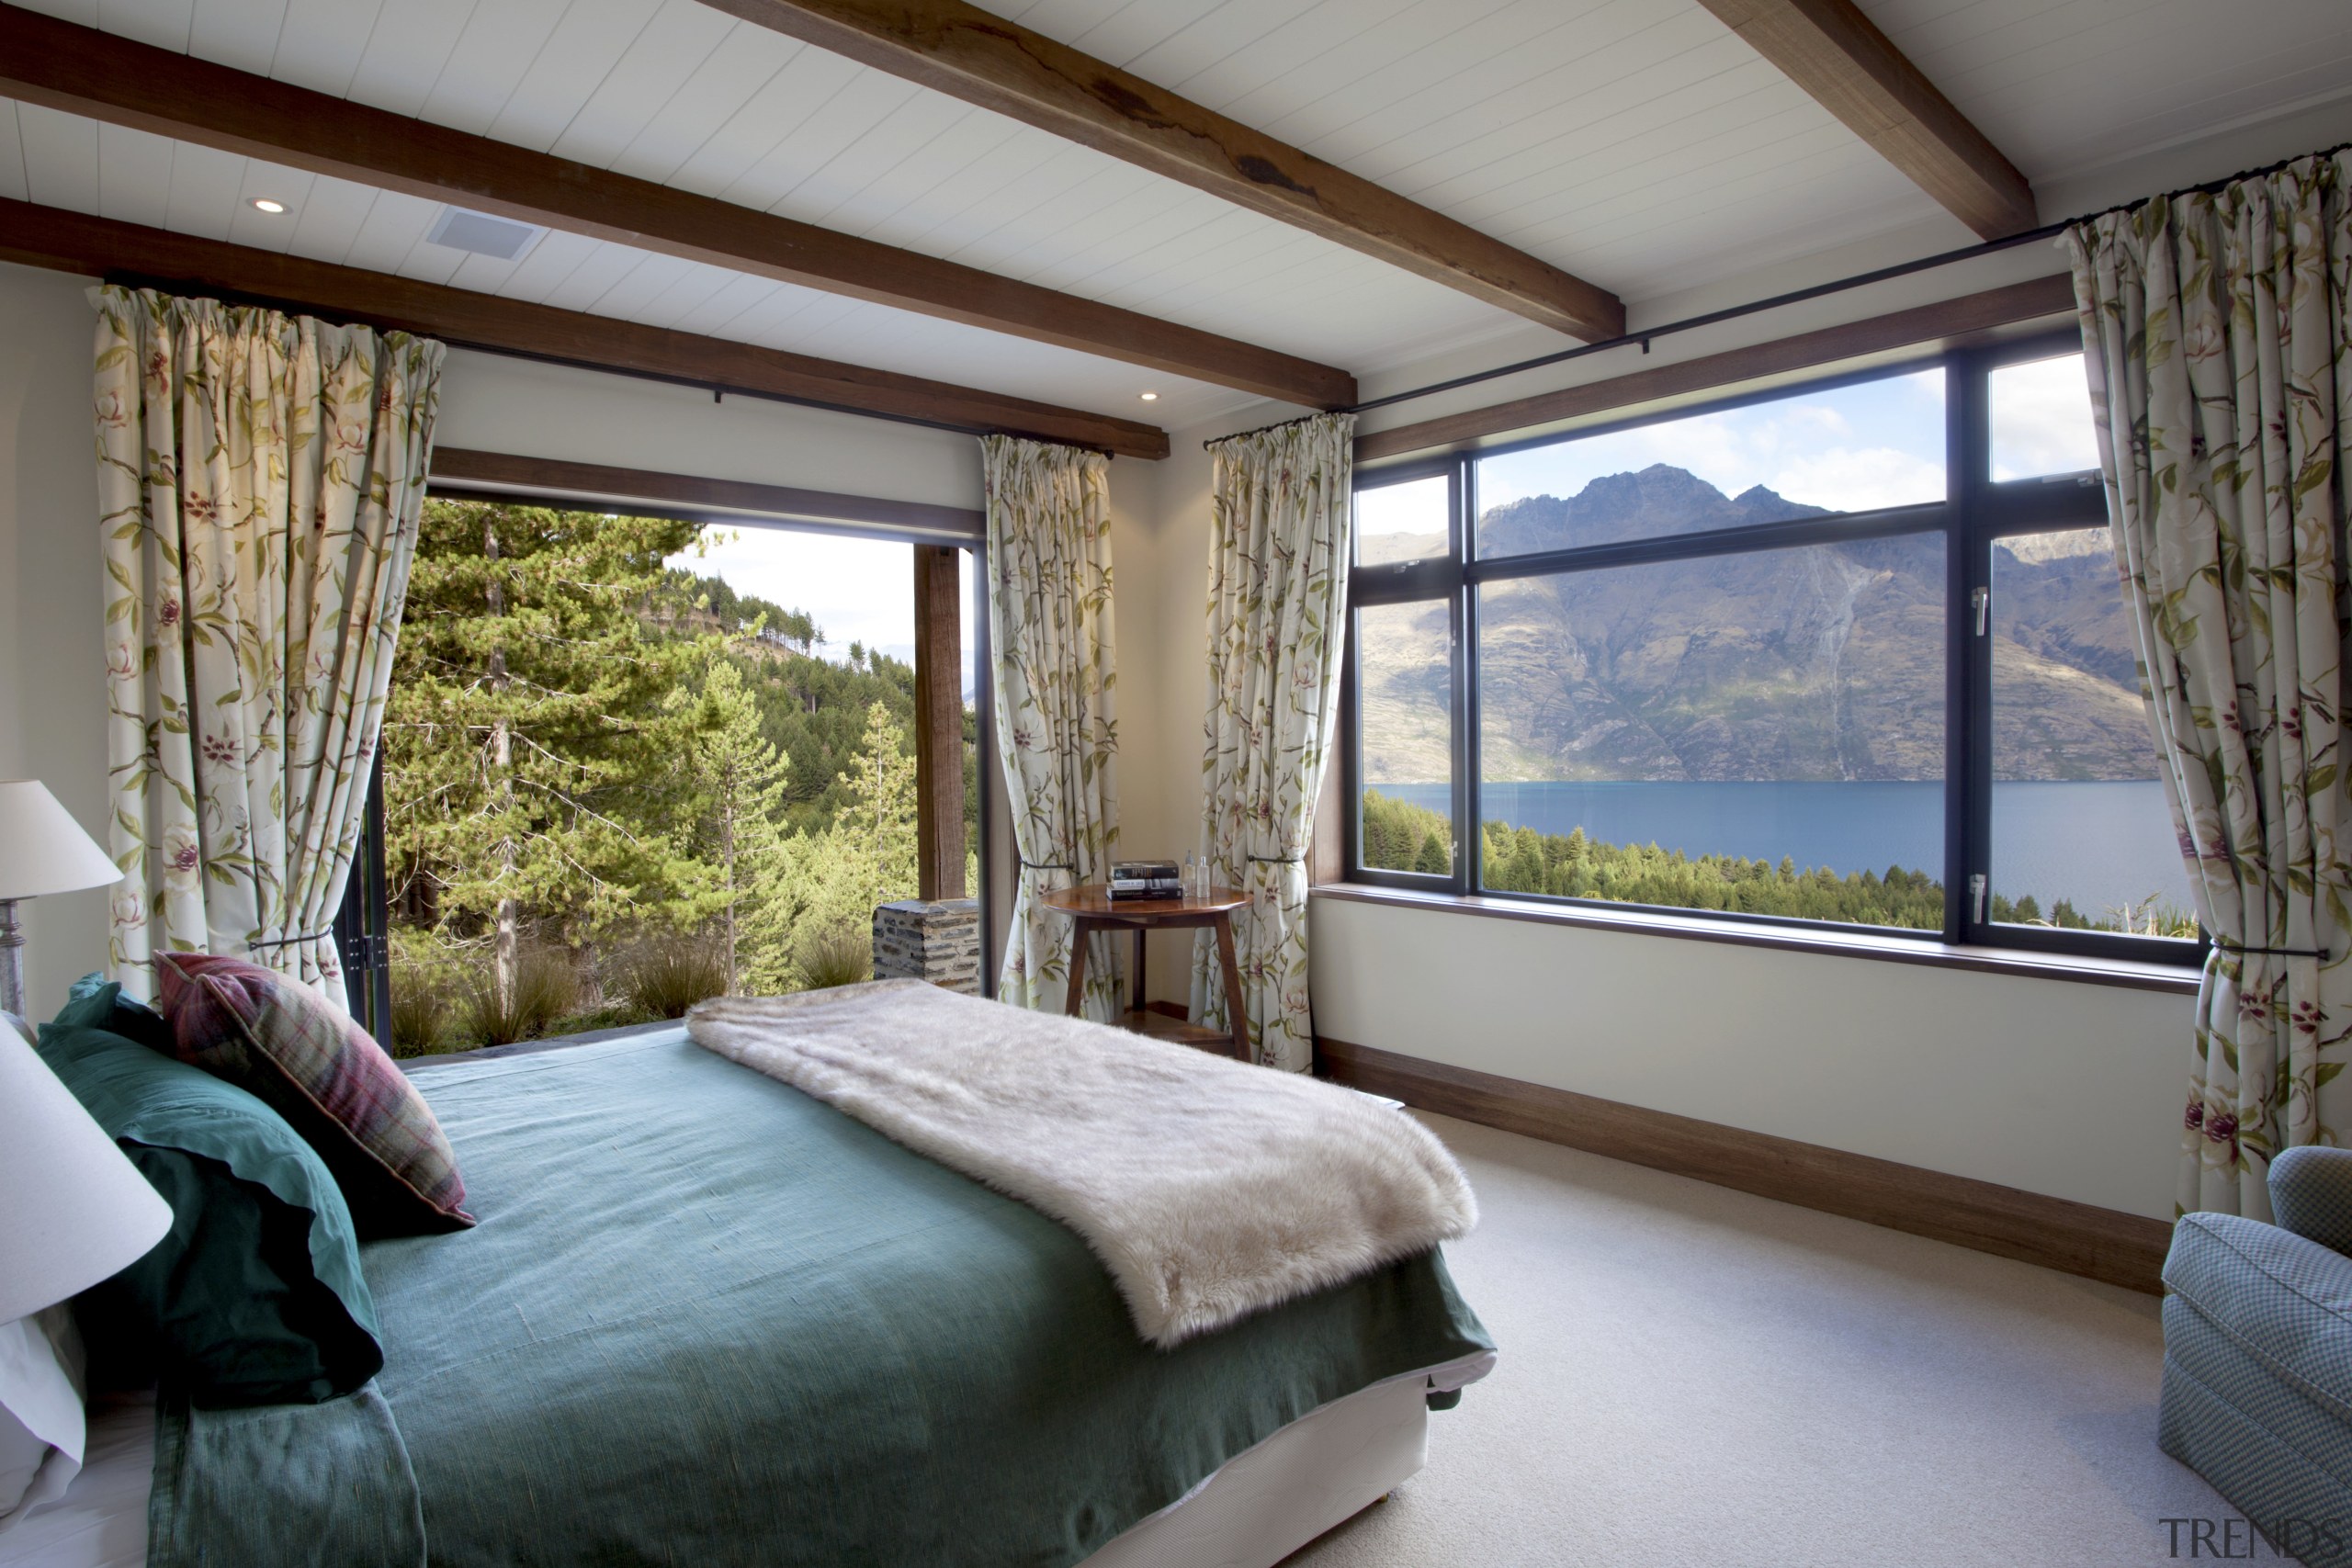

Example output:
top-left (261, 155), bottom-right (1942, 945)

top-left (1340, 596), bottom-right (1363, 875)
top-left (1976, 478), bottom-right (2109, 532)
top-left (1464, 502), bottom-right (1949, 586)
top-left (1458, 454), bottom-right (1479, 895)
top-left (1351, 558), bottom-right (1461, 605)
top-left (1954, 352), bottom-right (1995, 945)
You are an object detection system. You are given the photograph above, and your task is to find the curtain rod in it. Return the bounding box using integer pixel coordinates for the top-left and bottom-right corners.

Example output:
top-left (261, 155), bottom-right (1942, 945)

top-left (1204, 138), bottom-right (2352, 453)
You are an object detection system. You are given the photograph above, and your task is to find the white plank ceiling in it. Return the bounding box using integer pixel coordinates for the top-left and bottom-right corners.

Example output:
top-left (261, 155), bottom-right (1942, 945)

top-left (4, 0), bottom-right (2350, 433)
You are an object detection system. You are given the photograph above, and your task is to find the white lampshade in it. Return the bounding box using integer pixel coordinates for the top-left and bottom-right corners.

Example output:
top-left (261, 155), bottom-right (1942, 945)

top-left (0, 782), bottom-right (120, 901)
top-left (0, 1023), bottom-right (172, 1324)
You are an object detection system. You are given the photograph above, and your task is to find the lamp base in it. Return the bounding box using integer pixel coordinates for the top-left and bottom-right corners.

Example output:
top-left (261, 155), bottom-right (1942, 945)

top-left (0, 897), bottom-right (23, 1018)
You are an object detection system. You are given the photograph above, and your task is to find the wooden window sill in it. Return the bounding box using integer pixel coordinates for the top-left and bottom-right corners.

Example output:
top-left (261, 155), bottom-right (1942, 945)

top-left (1309, 883), bottom-right (2201, 997)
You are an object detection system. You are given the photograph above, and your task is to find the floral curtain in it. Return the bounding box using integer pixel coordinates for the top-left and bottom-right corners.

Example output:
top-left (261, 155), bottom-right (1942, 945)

top-left (2066, 150), bottom-right (2352, 1221)
top-left (93, 287), bottom-right (443, 1005)
top-left (1188, 413), bottom-right (1354, 1071)
top-left (980, 435), bottom-right (1124, 1019)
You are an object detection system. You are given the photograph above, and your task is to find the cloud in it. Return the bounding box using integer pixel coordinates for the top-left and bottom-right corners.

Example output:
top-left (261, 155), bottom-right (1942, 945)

top-left (1989, 355), bottom-right (2100, 480)
top-left (1770, 447), bottom-right (1946, 513)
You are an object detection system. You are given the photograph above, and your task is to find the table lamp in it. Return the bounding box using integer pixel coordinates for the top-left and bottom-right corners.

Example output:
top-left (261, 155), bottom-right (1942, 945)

top-left (0, 783), bottom-right (122, 1020)
top-left (0, 1021), bottom-right (173, 1324)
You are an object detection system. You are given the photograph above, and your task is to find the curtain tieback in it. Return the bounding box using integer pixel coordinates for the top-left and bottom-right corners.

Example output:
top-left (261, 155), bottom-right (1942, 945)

top-left (1018, 859), bottom-right (1076, 874)
top-left (1245, 854), bottom-right (1304, 864)
top-left (2213, 938), bottom-right (2330, 960)
top-left (246, 929), bottom-right (334, 951)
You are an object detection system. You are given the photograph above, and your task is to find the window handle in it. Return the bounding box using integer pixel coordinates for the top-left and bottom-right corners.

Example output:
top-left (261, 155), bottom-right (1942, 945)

top-left (1972, 586), bottom-right (1989, 636)
top-left (1969, 874), bottom-right (1987, 923)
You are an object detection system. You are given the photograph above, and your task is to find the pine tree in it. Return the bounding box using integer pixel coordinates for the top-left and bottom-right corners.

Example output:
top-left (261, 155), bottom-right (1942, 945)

top-left (384, 499), bottom-right (711, 998)
top-left (1413, 831), bottom-right (1450, 876)
top-left (671, 654), bottom-right (796, 994)
top-left (835, 700), bottom-right (921, 913)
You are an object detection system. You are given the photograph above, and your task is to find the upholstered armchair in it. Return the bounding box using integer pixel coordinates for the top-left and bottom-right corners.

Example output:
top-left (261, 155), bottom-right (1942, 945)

top-left (2162, 1146), bottom-right (2352, 1548)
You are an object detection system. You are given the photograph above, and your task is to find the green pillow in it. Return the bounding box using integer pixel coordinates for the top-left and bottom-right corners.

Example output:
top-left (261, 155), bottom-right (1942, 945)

top-left (36, 1022), bottom-right (382, 1407)
top-left (58, 973), bottom-right (175, 1056)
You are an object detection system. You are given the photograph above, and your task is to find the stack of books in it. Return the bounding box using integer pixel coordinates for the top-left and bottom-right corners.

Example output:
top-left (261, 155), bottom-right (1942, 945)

top-left (1109, 860), bottom-right (1182, 900)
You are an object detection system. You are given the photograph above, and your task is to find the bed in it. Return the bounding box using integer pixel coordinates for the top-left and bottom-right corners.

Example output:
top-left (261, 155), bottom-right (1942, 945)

top-left (7, 1023), bottom-right (1494, 1566)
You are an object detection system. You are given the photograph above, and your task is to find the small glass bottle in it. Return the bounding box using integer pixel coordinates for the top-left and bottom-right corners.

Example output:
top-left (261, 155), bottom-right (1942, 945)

top-left (1182, 853), bottom-right (1197, 901)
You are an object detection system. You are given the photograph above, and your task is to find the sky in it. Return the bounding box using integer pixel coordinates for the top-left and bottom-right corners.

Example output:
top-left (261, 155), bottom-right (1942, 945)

top-left (665, 525), bottom-right (978, 695)
top-left (1359, 355), bottom-right (2102, 557)
top-left (1476, 367), bottom-right (1951, 517)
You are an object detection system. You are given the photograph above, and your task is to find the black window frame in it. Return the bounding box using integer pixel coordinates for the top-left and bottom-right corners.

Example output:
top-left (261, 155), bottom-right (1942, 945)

top-left (1340, 333), bottom-right (2202, 965)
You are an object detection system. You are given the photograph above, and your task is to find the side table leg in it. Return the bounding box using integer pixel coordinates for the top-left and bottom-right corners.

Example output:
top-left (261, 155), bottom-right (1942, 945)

top-left (1065, 919), bottom-right (1091, 1017)
top-left (1214, 915), bottom-right (1249, 1063)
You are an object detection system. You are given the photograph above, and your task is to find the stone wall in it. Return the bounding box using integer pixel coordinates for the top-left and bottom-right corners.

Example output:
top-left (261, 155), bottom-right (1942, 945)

top-left (871, 898), bottom-right (981, 994)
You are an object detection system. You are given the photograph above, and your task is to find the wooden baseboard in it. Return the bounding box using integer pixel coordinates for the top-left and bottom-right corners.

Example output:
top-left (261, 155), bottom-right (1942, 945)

top-left (1316, 1036), bottom-right (2170, 1293)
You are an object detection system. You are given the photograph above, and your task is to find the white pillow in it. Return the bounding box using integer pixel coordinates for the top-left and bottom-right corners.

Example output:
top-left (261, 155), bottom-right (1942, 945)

top-left (0, 1304), bottom-right (87, 1533)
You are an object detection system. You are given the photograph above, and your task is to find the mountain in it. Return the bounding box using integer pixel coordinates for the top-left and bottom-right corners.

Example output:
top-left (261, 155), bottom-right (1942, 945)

top-left (1358, 463), bottom-right (2155, 784)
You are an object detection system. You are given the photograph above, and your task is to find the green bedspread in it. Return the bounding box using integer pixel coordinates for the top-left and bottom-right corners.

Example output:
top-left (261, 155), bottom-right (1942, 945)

top-left (149, 1029), bottom-right (1492, 1567)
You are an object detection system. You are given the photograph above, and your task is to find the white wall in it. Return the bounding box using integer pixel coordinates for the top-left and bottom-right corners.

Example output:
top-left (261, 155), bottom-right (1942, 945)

top-left (0, 264), bottom-right (112, 1018)
top-left (1312, 899), bottom-right (2188, 1219)
top-left (0, 260), bottom-right (989, 1020)
top-left (1105, 436), bottom-right (1212, 1005)
top-left (433, 349), bottom-right (982, 509)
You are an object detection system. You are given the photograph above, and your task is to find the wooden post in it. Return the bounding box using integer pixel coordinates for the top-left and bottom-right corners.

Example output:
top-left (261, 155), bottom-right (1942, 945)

top-left (912, 545), bottom-right (967, 900)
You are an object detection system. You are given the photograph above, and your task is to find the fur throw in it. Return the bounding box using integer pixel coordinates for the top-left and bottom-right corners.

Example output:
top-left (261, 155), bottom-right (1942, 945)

top-left (687, 981), bottom-right (1476, 1347)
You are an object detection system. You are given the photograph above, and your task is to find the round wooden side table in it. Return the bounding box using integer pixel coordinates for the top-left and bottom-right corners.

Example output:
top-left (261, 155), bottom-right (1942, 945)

top-left (1036, 884), bottom-right (1250, 1060)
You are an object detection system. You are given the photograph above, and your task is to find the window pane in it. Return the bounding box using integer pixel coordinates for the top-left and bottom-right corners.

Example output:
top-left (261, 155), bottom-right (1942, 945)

top-left (1355, 475), bottom-right (1448, 566)
top-left (1475, 368), bottom-right (1945, 558)
top-left (1474, 535), bottom-right (1947, 927)
top-left (1357, 599), bottom-right (1453, 874)
top-left (1989, 526), bottom-right (2195, 935)
top-left (1989, 355), bottom-right (2099, 481)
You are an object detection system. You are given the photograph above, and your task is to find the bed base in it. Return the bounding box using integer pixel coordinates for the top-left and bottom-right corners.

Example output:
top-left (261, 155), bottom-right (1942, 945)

top-left (1081, 1358), bottom-right (1484, 1568)
top-left (8, 1359), bottom-right (1487, 1568)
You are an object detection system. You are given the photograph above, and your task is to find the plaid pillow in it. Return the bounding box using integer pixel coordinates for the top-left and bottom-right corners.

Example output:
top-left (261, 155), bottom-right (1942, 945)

top-left (153, 953), bottom-right (473, 1237)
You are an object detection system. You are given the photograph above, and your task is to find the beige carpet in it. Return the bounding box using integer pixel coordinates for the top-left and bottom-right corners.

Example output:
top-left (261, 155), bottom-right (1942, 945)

top-left (1287, 1112), bottom-right (2233, 1568)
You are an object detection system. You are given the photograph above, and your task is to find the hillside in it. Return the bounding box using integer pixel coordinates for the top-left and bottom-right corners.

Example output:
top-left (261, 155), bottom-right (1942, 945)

top-left (649, 568), bottom-right (978, 841)
top-left (1360, 464), bottom-right (2154, 784)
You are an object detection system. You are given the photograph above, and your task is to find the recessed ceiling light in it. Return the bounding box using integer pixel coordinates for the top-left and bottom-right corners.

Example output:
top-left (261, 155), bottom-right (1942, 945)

top-left (248, 197), bottom-right (287, 214)
top-left (1139, 391), bottom-right (1159, 401)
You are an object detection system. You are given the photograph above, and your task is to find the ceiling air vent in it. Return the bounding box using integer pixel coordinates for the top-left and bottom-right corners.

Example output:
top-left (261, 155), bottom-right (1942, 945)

top-left (424, 207), bottom-right (546, 263)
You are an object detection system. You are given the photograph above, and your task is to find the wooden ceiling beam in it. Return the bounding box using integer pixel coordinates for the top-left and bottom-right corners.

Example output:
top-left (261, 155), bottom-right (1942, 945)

top-left (699, 0), bottom-right (1628, 343)
top-left (0, 2), bottom-right (1349, 410)
top-left (1693, 0), bottom-right (2036, 240)
top-left (0, 197), bottom-right (1171, 459)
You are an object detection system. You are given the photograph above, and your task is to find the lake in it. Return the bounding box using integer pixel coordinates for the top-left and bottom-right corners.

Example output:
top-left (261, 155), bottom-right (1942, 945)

top-left (1373, 779), bottom-right (2194, 921)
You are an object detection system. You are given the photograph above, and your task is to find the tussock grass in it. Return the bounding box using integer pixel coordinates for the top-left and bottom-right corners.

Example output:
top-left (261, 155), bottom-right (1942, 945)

top-left (622, 938), bottom-right (729, 1019)
top-left (458, 947), bottom-right (580, 1046)
top-left (796, 927), bottom-right (871, 990)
